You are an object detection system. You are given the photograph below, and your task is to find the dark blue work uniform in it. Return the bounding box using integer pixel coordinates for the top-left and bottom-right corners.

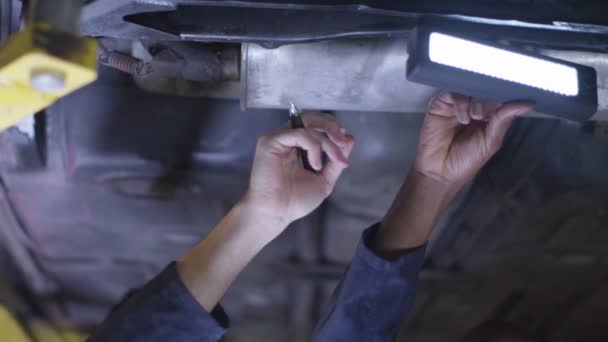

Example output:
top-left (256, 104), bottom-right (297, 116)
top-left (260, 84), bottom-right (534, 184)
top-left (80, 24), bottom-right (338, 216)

top-left (88, 224), bottom-right (426, 341)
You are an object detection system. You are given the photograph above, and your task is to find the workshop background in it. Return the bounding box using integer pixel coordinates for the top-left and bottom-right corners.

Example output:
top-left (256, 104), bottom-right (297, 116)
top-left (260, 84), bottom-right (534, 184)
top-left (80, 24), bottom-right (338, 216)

top-left (2, 0), bottom-right (608, 341)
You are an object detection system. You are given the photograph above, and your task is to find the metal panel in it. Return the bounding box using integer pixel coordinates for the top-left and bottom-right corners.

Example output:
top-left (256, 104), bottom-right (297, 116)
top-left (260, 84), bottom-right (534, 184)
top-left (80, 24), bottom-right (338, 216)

top-left (243, 39), bottom-right (435, 113)
top-left (243, 39), bottom-right (608, 120)
top-left (81, 0), bottom-right (608, 49)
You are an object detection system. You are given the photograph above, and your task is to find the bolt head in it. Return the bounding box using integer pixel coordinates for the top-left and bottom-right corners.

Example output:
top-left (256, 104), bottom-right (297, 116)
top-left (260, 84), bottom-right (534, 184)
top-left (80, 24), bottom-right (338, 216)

top-left (30, 68), bottom-right (66, 93)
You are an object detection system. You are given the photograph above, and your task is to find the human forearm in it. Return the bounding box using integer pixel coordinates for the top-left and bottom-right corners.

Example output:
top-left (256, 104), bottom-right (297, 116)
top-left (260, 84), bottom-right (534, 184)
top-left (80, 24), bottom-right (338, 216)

top-left (372, 171), bottom-right (459, 258)
top-left (372, 93), bottom-right (530, 258)
top-left (176, 114), bottom-right (354, 314)
top-left (177, 198), bottom-right (286, 312)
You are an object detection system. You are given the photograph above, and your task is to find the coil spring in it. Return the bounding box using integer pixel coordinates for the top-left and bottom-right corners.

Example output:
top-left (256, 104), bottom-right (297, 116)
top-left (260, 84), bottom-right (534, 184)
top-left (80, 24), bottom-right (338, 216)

top-left (104, 53), bottom-right (143, 75)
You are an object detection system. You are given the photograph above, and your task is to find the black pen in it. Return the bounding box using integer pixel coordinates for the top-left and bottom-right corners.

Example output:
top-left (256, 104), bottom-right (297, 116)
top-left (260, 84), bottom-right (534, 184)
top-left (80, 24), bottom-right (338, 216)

top-left (289, 102), bottom-right (318, 173)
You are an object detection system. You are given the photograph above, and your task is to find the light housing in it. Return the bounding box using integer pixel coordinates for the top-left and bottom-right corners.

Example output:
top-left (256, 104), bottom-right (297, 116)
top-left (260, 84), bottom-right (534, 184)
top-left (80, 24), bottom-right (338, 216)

top-left (407, 23), bottom-right (598, 122)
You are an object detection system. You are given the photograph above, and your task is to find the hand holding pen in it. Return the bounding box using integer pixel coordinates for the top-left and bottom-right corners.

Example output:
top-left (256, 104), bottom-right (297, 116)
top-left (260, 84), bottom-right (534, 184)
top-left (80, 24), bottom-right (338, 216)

top-left (246, 110), bottom-right (355, 224)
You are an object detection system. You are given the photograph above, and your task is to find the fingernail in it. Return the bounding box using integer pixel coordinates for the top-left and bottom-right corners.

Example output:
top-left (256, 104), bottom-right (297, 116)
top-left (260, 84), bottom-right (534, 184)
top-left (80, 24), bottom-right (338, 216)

top-left (335, 131), bottom-right (347, 141)
top-left (511, 108), bottom-right (530, 117)
top-left (340, 127), bottom-right (347, 135)
top-left (316, 159), bottom-right (323, 170)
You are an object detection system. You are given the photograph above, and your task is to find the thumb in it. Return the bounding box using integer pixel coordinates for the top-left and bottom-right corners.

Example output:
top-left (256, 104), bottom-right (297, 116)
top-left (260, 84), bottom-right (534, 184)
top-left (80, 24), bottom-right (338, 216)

top-left (485, 102), bottom-right (533, 154)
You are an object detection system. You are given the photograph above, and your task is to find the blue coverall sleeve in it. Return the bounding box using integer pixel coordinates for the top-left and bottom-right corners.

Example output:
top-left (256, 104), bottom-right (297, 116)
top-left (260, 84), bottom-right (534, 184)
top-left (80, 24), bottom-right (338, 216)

top-left (312, 223), bottom-right (427, 342)
top-left (88, 224), bottom-right (424, 342)
top-left (87, 262), bottom-right (228, 342)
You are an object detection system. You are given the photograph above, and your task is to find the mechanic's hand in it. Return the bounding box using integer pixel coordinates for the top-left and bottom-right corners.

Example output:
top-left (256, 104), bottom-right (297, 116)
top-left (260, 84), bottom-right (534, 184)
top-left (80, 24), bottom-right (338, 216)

top-left (245, 112), bottom-right (355, 231)
top-left (414, 91), bottom-right (533, 189)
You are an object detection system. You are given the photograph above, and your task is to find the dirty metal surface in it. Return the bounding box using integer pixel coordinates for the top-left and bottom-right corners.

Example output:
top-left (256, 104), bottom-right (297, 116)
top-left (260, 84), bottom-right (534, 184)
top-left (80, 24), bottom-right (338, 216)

top-left (82, 0), bottom-right (608, 49)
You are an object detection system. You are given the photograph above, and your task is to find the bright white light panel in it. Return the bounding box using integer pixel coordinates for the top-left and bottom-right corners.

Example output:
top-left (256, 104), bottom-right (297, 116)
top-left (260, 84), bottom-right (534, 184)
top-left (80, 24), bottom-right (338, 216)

top-left (428, 32), bottom-right (579, 96)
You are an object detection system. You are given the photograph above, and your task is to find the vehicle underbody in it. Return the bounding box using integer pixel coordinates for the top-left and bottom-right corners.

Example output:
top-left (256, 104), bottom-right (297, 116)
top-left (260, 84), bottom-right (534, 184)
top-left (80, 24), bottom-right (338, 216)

top-left (2, 1), bottom-right (608, 340)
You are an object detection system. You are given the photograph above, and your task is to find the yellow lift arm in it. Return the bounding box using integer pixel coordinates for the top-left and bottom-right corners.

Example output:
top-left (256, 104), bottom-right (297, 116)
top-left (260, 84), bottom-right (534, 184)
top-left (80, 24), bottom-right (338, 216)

top-left (0, 0), bottom-right (97, 132)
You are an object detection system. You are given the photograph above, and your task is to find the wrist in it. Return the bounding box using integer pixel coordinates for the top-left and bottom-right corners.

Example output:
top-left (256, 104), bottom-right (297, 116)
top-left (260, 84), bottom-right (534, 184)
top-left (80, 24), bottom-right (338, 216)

top-left (375, 169), bottom-right (462, 252)
top-left (409, 164), bottom-right (464, 201)
top-left (235, 195), bottom-right (291, 242)
top-left (408, 170), bottom-right (460, 202)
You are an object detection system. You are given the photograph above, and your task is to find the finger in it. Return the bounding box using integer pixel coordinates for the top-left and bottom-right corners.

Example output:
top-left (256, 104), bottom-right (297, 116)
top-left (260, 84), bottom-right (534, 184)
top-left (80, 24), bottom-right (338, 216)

top-left (477, 101), bottom-right (502, 122)
top-left (485, 102), bottom-right (533, 153)
top-left (327, 133), bottom-right (355, 158)
top-left (455, 96), bottom-right (471, 124)
top-left (342, 135), bottom-right (355, 158)
top-left (469, 98), bottom-right (486, 120)
top-left (322, 136), bottom-right (355, 189)
top-left (428, 95), bottom-right (453, 116)
top-left (428, 91), bottom-right (457, 117)
top-left (302, 112), bottom-right (348, 142)
top-left (266, 129), bottom-right (324, 170)
top-left (429, 92), bottom-right (470, 123)
top-left (312, 127), bottom-right (348, 147)
top-left (310, 130), bottom-right (350, 168)
top-left (434, 91), bottom-right (462, 105)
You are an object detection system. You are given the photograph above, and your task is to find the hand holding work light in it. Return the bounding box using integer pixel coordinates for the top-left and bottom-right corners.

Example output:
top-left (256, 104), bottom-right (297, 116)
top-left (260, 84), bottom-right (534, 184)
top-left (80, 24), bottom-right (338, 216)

top-left (407, 21), bottom-right (598, 123)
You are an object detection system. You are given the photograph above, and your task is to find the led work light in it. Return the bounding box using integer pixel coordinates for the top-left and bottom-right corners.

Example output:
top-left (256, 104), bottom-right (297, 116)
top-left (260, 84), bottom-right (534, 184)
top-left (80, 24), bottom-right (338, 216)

top-left (407, 25), bottom-right (598, 122)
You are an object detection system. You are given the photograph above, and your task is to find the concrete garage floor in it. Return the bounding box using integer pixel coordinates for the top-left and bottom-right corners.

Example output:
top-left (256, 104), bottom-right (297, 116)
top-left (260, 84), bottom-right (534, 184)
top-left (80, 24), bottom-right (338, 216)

top-left (1, 67), bottom-right (608, 341)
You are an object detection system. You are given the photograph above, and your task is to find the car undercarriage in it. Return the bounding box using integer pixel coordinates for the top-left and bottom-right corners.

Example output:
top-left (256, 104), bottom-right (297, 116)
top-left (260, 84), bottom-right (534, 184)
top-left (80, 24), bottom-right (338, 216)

top-left (2, 1), bottom-right (608, 341)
